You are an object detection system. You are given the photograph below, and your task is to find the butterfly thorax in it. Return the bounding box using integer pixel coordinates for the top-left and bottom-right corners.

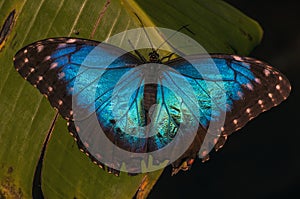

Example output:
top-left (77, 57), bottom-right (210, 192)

top-left (143, 51), bottom-right (161, 126)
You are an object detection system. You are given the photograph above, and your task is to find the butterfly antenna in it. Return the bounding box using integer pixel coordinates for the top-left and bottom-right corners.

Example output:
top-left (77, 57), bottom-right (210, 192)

top-left (156, 25), bottom-right (195, 51)
top-left (133, 13), bottom-right (155, 51)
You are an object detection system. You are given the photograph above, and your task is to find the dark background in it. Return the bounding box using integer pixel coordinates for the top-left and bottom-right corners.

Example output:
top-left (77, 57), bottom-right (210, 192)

top-left (149, 1), bottom-right (300, 198)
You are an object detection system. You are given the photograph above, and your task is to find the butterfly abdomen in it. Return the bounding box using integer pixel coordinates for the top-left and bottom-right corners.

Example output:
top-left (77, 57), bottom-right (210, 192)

top-left (143, 83), bottom-right (157, 125)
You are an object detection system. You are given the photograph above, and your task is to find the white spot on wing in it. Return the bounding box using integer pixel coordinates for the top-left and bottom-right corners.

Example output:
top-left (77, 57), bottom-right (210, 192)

top-left (268, 93), bottom-right (275, 102)
top-left (50, 62), bottom-right (58, 69)
top-left (268, 93), bottom-right (273, 98)
top-left (66, 38), bottom-right (77, 43)
top-left (58, 43), bottom-right (67, 48)
top-left (44, 56), bottom-right (51, 61)
top-left (237, 91), bottom-right (243, 99)
top-left (255, 78), bottom-right (261, 84)
top-left (213, 138), bottom-right (218, 144)
top-left (95, 153), bottom-right (101, 159)
top-left (233, 119), bottom-right (238, 125)
top-left (276, 84), bottom-right (281, 90)
top-left (58, 99), bottom-right (63, 106)
top-left (255, 60), bottom-right (262, 64)
top-left (37, 45), bottom-right (44, 52)
top-left (264, 69), bottom-right (270, 77)
top-left (24, 49), bottom-right (28, 54)
top-left (246, 108), bottom-right (251, 113)
top-left (58, 72), bottom-right (65, 79)
top-left (246, 83), bottom-right (253, 90)
top-left (24, 58), bottom-right (29, 63)
top-left (201, 150), bottom-right (208, 157)
top-left (279, 76), bottom-right (283, 81)
top-left (232, 55), bottom-right (243, 61)
top-left (84, 142), bottom-right (89, 148)
top-left (258, 99), bottom-right (265, 109)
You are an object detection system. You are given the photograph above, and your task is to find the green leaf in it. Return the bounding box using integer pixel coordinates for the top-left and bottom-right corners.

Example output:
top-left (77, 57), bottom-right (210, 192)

top-left (0, 0), bottom-right (262, 198)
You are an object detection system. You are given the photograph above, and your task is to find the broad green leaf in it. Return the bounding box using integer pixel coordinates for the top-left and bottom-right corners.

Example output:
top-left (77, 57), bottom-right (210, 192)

top-left (0, 0), bottom-right (262, 198)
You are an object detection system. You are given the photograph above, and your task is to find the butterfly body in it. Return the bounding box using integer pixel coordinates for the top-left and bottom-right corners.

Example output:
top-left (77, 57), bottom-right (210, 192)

top-left (13, 37), bottom-right (291, 175)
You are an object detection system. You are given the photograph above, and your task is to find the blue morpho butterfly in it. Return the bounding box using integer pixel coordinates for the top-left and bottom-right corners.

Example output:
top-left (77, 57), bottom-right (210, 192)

top-left (13, 36), bottom-right (291, 176)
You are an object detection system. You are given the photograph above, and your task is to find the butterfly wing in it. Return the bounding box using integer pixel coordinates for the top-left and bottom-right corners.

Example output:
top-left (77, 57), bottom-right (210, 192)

top-left (14, 37), bottom-right (149, 174)
top-left (164, 54), bottom-right (291, 170)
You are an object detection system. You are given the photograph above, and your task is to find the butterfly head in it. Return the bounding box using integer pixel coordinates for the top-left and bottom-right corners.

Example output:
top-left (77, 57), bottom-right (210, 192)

top-left (149, 51), bottom-right (159, 63)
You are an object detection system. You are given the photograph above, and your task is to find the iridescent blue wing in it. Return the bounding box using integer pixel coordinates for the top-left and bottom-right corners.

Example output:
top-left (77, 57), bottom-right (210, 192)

top-left (164, 54), bottom-right (291, 171)
top-left (14, 38), bottom-right (291, 175)
top-left (13, 37), bottom-right (147, 175)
